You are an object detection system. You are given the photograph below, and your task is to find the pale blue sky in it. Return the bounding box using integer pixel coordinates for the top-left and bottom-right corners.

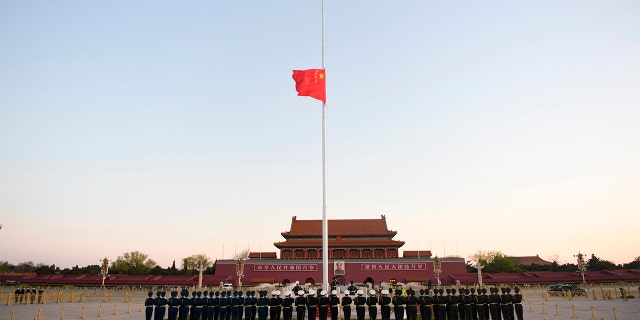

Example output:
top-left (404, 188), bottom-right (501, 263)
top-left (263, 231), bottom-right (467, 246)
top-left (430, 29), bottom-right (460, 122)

top-left (1, 1), bottom-right (638, 269)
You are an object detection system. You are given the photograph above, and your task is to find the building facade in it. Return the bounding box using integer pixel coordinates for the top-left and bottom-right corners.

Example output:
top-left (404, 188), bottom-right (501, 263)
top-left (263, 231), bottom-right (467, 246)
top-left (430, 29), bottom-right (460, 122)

top-left (214, 215), bottom-right (468, 286)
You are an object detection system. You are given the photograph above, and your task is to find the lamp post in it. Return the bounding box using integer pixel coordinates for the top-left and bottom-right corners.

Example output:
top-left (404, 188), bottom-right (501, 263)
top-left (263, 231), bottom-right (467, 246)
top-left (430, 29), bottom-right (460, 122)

top-left (433, 256), bottom-right (442, 287)
top-left (196, 263), bottom-right (206, 290)
top-left (473, 263), bottom-right (484, 287)
top-left (236, 258), bottom-right (245, 289)
top-left (576, 252), bottom-right (587, 286)
top-left (99, 257), bottom-right (109, 289)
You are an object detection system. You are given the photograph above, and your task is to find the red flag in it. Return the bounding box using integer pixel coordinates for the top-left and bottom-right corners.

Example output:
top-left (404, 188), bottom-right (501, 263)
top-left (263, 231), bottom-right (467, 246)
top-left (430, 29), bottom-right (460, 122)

top-left (292, 69), bottom-right (326, 103)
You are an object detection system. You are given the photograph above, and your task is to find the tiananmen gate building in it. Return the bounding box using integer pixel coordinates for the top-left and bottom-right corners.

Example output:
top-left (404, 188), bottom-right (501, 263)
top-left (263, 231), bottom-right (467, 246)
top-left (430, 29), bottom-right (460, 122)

top-left (214, 215), bottom-right (467, 285)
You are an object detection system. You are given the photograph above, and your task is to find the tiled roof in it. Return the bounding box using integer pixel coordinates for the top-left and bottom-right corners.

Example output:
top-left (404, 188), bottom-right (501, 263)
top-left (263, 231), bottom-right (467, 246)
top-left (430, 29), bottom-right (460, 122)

top-left (249, 252), bottom-right (277, 259)
top-left (274, 239), bottom-right (404, 249)
top-left (403, 250), bottom-right (432, 258)
top-left (510, 255), bottom-right (553, 266)
top-left (281, 215), bottom-right (397, 237)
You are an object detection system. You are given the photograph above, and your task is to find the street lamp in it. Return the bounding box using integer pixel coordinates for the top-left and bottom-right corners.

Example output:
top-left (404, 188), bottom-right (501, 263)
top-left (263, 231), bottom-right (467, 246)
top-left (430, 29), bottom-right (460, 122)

top-left (99, 257), bottom-right (109, 289)
top-left (236, 258), bottom-right (245, 289)
top-left (433, 256), bottom-right (442, 287)
top-left (575, 252), bottom-right (587, 286)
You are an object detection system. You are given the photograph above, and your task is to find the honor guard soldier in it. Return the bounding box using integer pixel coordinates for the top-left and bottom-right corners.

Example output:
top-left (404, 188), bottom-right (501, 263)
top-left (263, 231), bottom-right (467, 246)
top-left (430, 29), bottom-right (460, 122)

top-left (295, 290), bottom-right (307, 320)
top-left (506, 288), bottom-right (515, 320)
top-left (449, 289), bottom-right (460, 320)
top-left (145, 291), bottom-right (156, 320)
top-left (341, 290), bottom-right (353, 320)
top-left (436, 289), bottom-right (447, 320)
top-left (156, 292), bottom-right (168, 320)
top-left (282, 291), bottom-right (294, 320)
top-left (257, 291), bottom-right (270, 320)
top-left (269, 290), bottom-right (282, 320)
top-left (418, 289), bottom-right (433, 320)
top-left (347, 282), bottom-right (357, 296)
top-left (168, 291), bottom-right (181, 320)
top-left (457, 289), bottom-right (466, 320)
top-left (444, 288), bottom-right (452, 320)
top-left (202, 291), bottom-right (210, 320)
top-left (392, 289), bottom-right (406, 320)
top-left (293, 282), bottom-right (303, 295)
top-left (475, 289), bottom-right (487, 320)
top-left (366, 289), bottom-right (379, 320)
top-left (329, 290), bottom-right (340, 320)
top-left (488, 288), bottom-right (501, 320)
top-left (318, 290), bottom-right (330, 320)
top-left (379, 290), bottom-right (391, 320)
top-left (405, 289), bottom-right (418, 320)
top-left (306, 289), bottom-right (319, 320)
top-left (207, 292), bottom-right (217, 320)
top-left (219, 291), bottom-right (231, 320)
top-left (481, 289), bottom-right (490, 320)
top-left (191, 291), bottom-right (203, 320)
top-left (512, 288), bottom-right (523, 320)
top-left (213, 291), bottom-right (222, 320)
top-left (469, 289), bottom-right (478, 320)
top-left (245, 291), bottom-right (257, 320)
top-left (499, 288), bottom-right (511, 320)
top-left (354, 290), bottom-right (367, 320)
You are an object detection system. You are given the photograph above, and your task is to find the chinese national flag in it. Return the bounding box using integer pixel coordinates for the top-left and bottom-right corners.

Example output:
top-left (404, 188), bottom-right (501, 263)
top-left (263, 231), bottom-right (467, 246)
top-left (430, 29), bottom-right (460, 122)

top-left (292, 69), bottom-right (326, 103)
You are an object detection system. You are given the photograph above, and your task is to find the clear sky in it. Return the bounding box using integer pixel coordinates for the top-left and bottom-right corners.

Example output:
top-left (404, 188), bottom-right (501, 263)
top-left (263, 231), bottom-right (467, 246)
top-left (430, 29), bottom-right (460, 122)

top-left (1, 1), bottom-right (638, 270)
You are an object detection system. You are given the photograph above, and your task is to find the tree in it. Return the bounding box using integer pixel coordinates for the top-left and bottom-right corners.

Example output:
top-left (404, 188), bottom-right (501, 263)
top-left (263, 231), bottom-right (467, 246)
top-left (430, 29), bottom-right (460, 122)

top-left (467, 251), bottom-right (520, 273)
top-left (182, 254), bottom-right (213, 273)
top-left (0, 260), bottom-right (12, 273)
top-left (622, 256), bottom-right (640, 269)
top-left (111, 251), bottom-right (157, 275)
top-left (586, 254), bottom-right (618, 270)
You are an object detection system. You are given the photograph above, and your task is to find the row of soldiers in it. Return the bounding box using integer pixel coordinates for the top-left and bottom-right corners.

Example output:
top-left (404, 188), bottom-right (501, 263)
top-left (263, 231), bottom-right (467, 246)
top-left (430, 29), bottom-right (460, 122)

top-left (144, 286), bottom-right (523, 320)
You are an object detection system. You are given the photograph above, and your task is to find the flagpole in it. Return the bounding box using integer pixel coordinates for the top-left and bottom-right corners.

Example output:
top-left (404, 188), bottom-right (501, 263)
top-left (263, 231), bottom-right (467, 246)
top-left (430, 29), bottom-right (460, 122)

top-left (321, 0), bottom-right (329, 292)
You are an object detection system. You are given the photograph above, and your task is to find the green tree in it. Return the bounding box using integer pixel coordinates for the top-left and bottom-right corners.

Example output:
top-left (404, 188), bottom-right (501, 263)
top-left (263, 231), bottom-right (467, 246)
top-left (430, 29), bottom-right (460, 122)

top-left (182, 254), bottom-right (213, 274)
top-left (0, 261), bottom-right (12, 273)
top-left (622, 256), bottom-right (640, 269)
top-left (586, 254), bottom-right (618, 270)
top-left (111, 251), bottom-right (157, 275)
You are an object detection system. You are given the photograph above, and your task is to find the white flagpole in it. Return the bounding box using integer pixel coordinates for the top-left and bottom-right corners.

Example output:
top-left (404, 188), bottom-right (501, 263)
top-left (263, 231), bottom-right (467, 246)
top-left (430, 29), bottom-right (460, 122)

top-left (321, 0), bottom-right (329, 291)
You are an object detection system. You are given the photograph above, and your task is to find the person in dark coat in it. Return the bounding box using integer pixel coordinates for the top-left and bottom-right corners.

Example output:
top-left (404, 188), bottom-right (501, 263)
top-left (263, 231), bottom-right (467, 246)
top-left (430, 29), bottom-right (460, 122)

top-left (282, 291), bottom-right (294, 320)
top-left (145, 291), bottom-right (156, 320)
top-left (295, 290), bottom-right (307, 320)
top-left (341, 290), bottom-right (353, 320)
top-left (306, 290), bottom-right (319, 320)
top-left (366, 289), bottom-right (379, 320)
top-left (329, 290), bottom-right (340, 320)
top-left (379, 290), bottom-right (392, 320)
top-left (168, 291), bottom-right (181, 320)
top-left (257, 291), bottom-right (269, 320)
top-left (392, 289), bottom-right (405, 320)
top-left (318, 290), bottom-right (330, 320)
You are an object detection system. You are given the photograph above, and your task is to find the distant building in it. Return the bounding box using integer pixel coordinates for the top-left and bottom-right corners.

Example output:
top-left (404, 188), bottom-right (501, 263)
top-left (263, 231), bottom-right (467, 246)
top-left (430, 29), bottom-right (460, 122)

top-left (214, 215), bottom-right (467, 285)
top-left (510, 255), bottom-right (553, 266)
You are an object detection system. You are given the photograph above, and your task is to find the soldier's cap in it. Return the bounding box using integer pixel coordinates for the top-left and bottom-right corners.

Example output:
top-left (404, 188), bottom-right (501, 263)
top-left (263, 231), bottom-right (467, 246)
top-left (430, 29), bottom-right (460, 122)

top-left (271, 290), bottom-right (277, 296)
top-left (451, 289), bottom-right (456, 294)
top-left (356, 289), bottom-right (364, 295)
top-left (465, 289), bottom-right (470, 295)
top-left (172, 291), bottom-right (179, 297)
top-left (331, 290), bottom-right (338, 295)
top-left (148, 292), bottom-right (153, 297)
top-left (215, 291), bottom-right (220, 296)
top-left (308, 289), bottom-right (316, 295)
top-left (501, 288), bottom-right (506, 293)
top-left (381, 290), bottom-right (389, 295)
top-left (425, 289), bottom-right (430, 294)
top-left (295, 281), bottom-right (300, 284)
top-left (506, 288), bottom-right (511, 293)
top-left (209, 292), bottom-right (214, 297)
top-left (298, 290), bottom-right (305, 296)
top-left (514, 287), bottom-right (519, 293)
top-left (285, 291), bottom-right (292, 296)
top-left (420, 289), bottom-right (424, 295)
top-left (343, 289), bottom-right (350, 295)
top-left (482, 288), bottom-right (487, 294)
top-left (369, 290), bottom-right (376, 295)
top-left (221, 291), bottom-right (226, 296)
top-left (321, 290), bottom-right (327, 296)
top-left (470, 288), bottom-right (475, 293)
top-left (395, 289), bottom-right (402, 295)
top-left (446, 288), bottom-right (451, 294)
top-left (197, 291), bottom-right (202, 297)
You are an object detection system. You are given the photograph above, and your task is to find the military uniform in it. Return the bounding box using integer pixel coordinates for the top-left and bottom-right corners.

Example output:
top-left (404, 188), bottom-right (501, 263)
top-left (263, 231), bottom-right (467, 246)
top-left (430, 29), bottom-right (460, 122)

top-left (145, 291), bottom-right (156, 320)
top-left (341, 290), bottom-right (353, 320)
top-left (269, 291), bottom-right (282, 320)
top-left (306, 290), bottom-right (319, 320)
top-left (366, 290), bottom-right (379, 320)
top-left (329, 290), bottom-right (340, 320)
top-left (295, 290), bottom-right (307, 320)
top-left (257, 291), bottom-right (270, 320)
top-left (418, 289), bottom-right (432, 320)
top-left (354, 290), bottom-right (367, 320)
top-left (318, 290), bottom-right (330, 320)
top-left (282, 292), bottom-right (294, 320)
top-left (449, 289), bottom-right (460, 320)
top-left (405, 289), bottom-right (417, 320)
top-left (489, 288), bottom-right (501, 320)
top-left (155, 292), bottom-right (168, 320)
top-left (513, 288), bottom-right (523, 320)
top-left (379, 290), bottom-right (392, 320)
top-left (219, 291), bottom-right (231, 320)
top-left (391, 289), bottom-right (405, 320)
